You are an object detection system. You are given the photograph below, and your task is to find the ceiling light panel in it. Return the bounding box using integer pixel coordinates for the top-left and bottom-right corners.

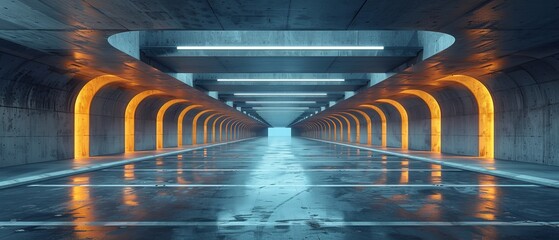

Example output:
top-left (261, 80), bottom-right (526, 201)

top-left (177, 46), bottom-right (384, 50)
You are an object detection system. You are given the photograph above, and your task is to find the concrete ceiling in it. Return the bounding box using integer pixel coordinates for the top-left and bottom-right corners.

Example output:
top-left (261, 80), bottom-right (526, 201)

top-left (1, 0), bottom-right (559, 127)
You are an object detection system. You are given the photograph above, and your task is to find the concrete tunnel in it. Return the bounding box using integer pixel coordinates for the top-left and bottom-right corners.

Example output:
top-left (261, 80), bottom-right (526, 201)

top-left (1, 1), bottom-right (559, 239)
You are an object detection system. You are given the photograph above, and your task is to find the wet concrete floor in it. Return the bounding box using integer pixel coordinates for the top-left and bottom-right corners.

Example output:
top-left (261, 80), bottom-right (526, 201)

top-left (0, 137), bottom-right (558, 239)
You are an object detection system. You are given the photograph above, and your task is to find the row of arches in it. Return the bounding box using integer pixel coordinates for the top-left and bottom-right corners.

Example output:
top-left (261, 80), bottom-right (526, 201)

top-left (74, 75), bottom-right (260, 158)
top-left (295, 75), bottom-right (494, 158)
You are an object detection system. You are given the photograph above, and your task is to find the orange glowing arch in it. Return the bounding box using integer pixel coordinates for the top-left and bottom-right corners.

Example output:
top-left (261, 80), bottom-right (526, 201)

top-left (437, 75), bottom-right (494, 158)
top-left (320, 119), bottom-right (332, 140)
top-left (360, 105), bottom-right (387, 147)
top-left (156, 99), bottom-right (188, 149)
top-left (401, 90), bottom-right (441, 152)
top-left (192, 109), bottom-right (215, 145)
top-left (203, 113), bottom-right (222, 144)
top-left (376, 99), bottom-right (408, 150)
top-left (74, 75), bottom-right (126, 158)
top-left (324, 117), bottom-right (338, 141)
top-left (212, 115), bottom-right (227, 143)
top-left (219, 117), bottom-right (233, 142)
top-left (347, 109), bottom-right (372, 145)
top-left (332, 113), bottom-right (354, 143)
top-left (125, 90), bottom-right (164, 152)
top-left (177, 105), bottom-right (202, 146)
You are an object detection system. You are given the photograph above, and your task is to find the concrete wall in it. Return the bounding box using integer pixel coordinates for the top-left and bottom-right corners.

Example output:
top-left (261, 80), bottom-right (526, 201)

top-left (297, 52), bottom-right (559, 165)
top-left (0, 51), bottom-right (75, 167)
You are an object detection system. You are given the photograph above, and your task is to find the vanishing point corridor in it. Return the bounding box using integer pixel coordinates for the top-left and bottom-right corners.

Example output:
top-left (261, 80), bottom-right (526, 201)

top-left (1, 137), bottom-right (558, 239)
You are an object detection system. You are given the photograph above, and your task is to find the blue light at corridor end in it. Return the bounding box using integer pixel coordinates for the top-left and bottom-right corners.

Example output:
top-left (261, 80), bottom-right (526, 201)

top-left (268, 128), bottom-right (291, 137)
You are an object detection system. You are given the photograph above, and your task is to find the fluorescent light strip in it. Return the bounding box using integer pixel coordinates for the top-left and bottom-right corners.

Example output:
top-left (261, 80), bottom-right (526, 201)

top-left (177, 46), bottom-right (384, 50)
top-left (253, 107), bottom-right (309, 110)
top-left (256, 110), bottom-right (305, 113)
top-left (234, 93), bottom-right (327, 96)
top-left (217, 79), bottom-right (344, 82)
top-left (246, 101), bottom-right (316, 104)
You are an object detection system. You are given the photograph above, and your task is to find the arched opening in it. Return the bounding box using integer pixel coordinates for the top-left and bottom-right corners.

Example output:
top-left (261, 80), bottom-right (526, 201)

top-left (401, 90), bottom-right (441, 152)
top-left (124, 90), bottom-right (164, 152)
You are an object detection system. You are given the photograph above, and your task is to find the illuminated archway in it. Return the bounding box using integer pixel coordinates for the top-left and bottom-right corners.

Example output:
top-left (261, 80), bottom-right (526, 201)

top-left (321, 119), bottom-right (332, 140)
top-left (437, 75), bottom-right (494, 158)
top-left (212, 115), bottom-right (227, 143)
top-left (203, 113), bottom-right (221, 144)
top-left (156, 99), bottom-right (187, 149)
top-left (401, 90), bottom-right (441, 152)
top-left (309, 121), bottom-right (322, 139)
top-left (347, 109), bottom-right (372, 145)
top-left (376, 99), bottom-right (408, 150)
top-left (74, 75), bottom-right (126, 158)
top-left (219, 117), bottom-right (233, 142)
top-left (339, 112), bottom-right (360, 143)
top-left (324, 117), bottom-right (338, 141)
top-left (125, 90), bottom-right (164, 152)
top-left (332, 113), bottom-right (353, 143)
top-left (192, 110), bottom-right (215, 145)
top-left (177, 105), bottom-right (202, 146)
top-left (360, 105), bottom-right (387, 147)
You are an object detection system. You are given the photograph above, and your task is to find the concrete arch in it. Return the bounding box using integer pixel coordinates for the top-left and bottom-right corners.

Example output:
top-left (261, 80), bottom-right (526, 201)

top-left (401, 90), bottom-right (442, 152)
top-left (376, 99), bottom-right (409, 150)
top-left (437, 75), bottom-right (494, 158)
top-left (212, 115), bottom-right (227, 143)
top-left (220, 117), bottom-right (234, 142)
top-left (309, 121), bottom-right (322, 138)
top-left (346, 109), bottom-right (372, 145)
top-left (320, 119), bottom-right (333, 140)
top-left (125, 90), bottom-right (164, 152)
top-left (74, 75), bottom-right (126, 158)
top-left (224, 118), bottom-right (236, 141)
top-left (332, 113), bottom-right (353, 143)
top-left (233, 121), bottom-right (244, 140)
top-left (156, 99), bottom-right (188, 149)
top-left (338, 112), bottom-right (360, 143)
top-left (359, 104), bottom-right (387, 147)
top-left (192, 110), bottom-right (215, 145)
top-left (177, 105), bottom-right (202, 146)
top-left (203, 113), bottom-right (222, 144)
top-left (323, 117), bottom-right (338, 141)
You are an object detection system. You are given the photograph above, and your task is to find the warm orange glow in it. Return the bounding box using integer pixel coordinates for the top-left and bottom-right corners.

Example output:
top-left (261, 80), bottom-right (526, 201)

top-left (310, 122), bottom-right (322, 139)
top-left (376, 99), bottom-right (408, 150)
top-left (177, 105), bottom-right (202, 146)
top-left (476, 174), bottom-right (498, 220)
top-left (324, 118), bottom-right (337, 141)
top-left (123, 187), bottom-right (139, 206)
top-left (359, 105), bottom-right (387, 147)
top-left (212, 115), bottom-right (226, 143)
top-left (400, 160), bottom-right (409, 184)
top-left (438, 75), bottom-right (494, 158)
top-left (431, 164), bottom-right (442, 184)
top-left (231, 121), bottom-right (242, 140)
top-left (224, 119), bottom-right (235, 141)
top-left (326, 116), bottom-right (343, 141)
top-left (219, 117), bottom-right (233, 142)
top-left (339, 112), bottom-right (360, 143)
top-left (192, 109), bottom-right (214, 145)
top-left (331, 114), bottom-right (351, 143)
top-left (203, 113), bottom-right (221, 144)
top-left (70, 176), bottom-right (93, 238)
top-left (125, 90), bottom-right (163, 152)
top-left (124, 164), bottom-right (135, 180)
top-left (347, 109), bottom-right (372, 145)
top-left (401, 90), bottom-right (441, 152)
top-left (74, 75), bottom-right (125, 158)
top-left (156, 99), bottom-right (188, 149)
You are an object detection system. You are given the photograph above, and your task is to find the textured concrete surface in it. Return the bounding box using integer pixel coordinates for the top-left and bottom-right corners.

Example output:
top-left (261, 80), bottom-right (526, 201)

top-left (307, 138), bottom-right (559, 189)
top-left (0, 138), bottom-right (254, 190)
top-left (0, 137), bottom-right (558, 239)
